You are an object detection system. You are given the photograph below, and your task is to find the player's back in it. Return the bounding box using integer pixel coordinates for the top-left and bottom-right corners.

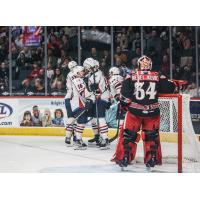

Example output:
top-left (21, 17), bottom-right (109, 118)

top-left (121, 70), bottom-right (160, 117)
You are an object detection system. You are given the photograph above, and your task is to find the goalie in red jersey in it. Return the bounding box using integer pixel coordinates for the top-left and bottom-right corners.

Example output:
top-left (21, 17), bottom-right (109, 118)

top-left (112, 55), bottom-right (178, 169)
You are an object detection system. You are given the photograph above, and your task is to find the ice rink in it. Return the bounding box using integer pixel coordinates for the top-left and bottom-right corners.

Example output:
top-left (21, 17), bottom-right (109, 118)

top-left (0, 135), bottom-right (198, 173)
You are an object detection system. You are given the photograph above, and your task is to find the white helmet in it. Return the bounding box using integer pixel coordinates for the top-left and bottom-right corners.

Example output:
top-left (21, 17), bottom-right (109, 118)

top-left (68, 61), bottom-right (78, 71)
top-left (109, 67), bottom-right (120, 76)
top-left (83, 58), bottom-right (95, 71)
top-left (73, 65), bottom-right (85, 77)
top-left (137, 55), bottom-right (152, 71)
top-left (94, 60), bottom-right (100, 69)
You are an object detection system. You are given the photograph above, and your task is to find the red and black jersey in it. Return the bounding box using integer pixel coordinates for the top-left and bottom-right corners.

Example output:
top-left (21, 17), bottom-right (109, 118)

top-left (121, 70), bottom-right (176, 117)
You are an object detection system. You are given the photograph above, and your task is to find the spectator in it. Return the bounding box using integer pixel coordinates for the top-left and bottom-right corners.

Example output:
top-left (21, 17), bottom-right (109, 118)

top-left (0, 62), bottom-right (9, 81)
top-left (0, 62), bottom-right (9, 93)
top-left (90, 47), bottom-right (101, 61)
top-left (147, 29), bottom-right (162, 54)
top-left (51, 80), bottom-right (65, 95)
top-left (120, 34), bottom-right (128, 50)
top-left (32, 78), bottom-right (45, 94)
top-left (114, 46), bottom-right (128, 65)
top-left (21, 79), bottom-right (33, 95)
top-left (47, 62), bottom-right (54, 80)
top-left (27, 63), bottom-right (40, 81)
top-left (37, 68), bottom-right (45, 82)
top-left (132, 32), bottom-right (141, 51)
top-left (20, 111), bottom-right (33, 126)
top-left (172, 63), bottom-right (181, 80)
top-left (115, 57), bottom-right (122, 67)
top-left (131, 47), bottom-right (141, 61)
top-left (129, 58), bottom-right (138, 71)
top-left (50, 68), bottom-right (65, 90)
top-left (42, 108), bottom-right (52, 127)
top-left (179, 59), bottom-right (194, 81)
top-left (32, 105), bottom-right (42, 126)
top-left (52, 109), bottom-right (64, 127)
top-left (0, 27), bottom-right (9, 63)
top-left (172, 32), bottom-right (182, 65)
top-left (184, 83), bottom-right (200, 97)
top-left (15, 51), bottom-right (28, 79)
top-left (160, 54), bottom-right (170, 77)
top-left (60, 57), bottom-right (70, 78)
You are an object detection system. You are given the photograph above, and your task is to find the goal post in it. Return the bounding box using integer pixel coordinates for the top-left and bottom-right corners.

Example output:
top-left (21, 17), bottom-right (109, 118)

top-left (158, 94), bottom-right (200, 173)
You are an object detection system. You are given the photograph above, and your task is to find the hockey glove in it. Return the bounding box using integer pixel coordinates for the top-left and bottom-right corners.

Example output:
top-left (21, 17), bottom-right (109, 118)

top-left (90, 83), bottom-right (99, 92)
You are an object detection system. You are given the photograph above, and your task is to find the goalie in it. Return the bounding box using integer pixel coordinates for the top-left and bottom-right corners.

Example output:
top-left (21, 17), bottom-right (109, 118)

top-left (112, 55), bottom-right (180, 169)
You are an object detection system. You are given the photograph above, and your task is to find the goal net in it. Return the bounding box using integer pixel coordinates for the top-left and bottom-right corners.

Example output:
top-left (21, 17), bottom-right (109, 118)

top-left (136, 94), bottom-right (200, 172)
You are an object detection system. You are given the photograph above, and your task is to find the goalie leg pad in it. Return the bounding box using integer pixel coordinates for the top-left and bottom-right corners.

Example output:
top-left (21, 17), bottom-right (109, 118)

top-left (123, 129), bottom-right (140, 164)
top-left (141, 130), bottom-right (162, 165)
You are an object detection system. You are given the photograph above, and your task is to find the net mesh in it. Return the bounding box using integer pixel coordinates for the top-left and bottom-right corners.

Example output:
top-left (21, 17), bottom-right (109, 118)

top-left (135, 94), bottom-right (200, 172)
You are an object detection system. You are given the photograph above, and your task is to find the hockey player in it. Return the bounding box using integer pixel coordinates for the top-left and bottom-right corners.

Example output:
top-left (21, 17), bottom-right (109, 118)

top-left (108, 66), bottom-right (124, 130)
top-left (64, 61), bottom-right (78, 145)
top-left (83, 58), bottom-right (111, 149)
top-left (65, 65), bottom-right (92, 150)
top-left (112, 55), bottom-right (177, 169)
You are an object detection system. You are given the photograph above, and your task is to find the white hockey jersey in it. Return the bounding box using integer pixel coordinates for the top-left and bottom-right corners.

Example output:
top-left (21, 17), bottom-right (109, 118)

top-left (65, 71), bottom-right (76, 99)
top-left (68, 77), bottom-right (92, 111)
top-left (109, 75), bottom-right (124, 99)
top-left (87, 70), bottom-right (110, 101)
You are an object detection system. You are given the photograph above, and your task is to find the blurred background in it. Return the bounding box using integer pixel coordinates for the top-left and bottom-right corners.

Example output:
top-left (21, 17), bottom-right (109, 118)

top-left (0, 26), bottom-right (199, 97)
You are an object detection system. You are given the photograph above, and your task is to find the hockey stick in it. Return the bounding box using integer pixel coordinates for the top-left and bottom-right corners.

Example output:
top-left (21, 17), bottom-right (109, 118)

top-left (108, 103), bottom-right (121, 143)
top-left (65, 109), bottom-right (87, 130)
top-left (93, 73), bottom-right (100, 136)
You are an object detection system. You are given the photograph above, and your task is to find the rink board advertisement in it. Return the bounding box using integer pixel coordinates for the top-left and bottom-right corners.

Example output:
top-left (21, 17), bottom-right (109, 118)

top-left (0, 97), bottom-right (200, 134)
top-left (190, 99), bottom-right (200, 134)
top-left (0, 99), bottom-right (19, 127)
top-left (0, 97), bottom-right (67, 128)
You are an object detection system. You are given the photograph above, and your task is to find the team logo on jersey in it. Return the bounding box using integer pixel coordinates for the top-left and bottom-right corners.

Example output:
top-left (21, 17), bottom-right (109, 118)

top-left (0, 103), bottom-right (13, 119)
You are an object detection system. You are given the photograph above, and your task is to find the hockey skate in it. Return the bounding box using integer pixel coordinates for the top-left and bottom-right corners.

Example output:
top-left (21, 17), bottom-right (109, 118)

top-left (65, 137), bottom-right (73, 147)
top-left (116, 150), bottom-right (130, 171)
top-left (145, 152), bottom-right (156, 171)
top-left (74, 139), bottom-right (87, 150)
top-left (99, 138), bottom-right (110, 150)
top-left (72, 134), bottom-right (77, 143)
top-left (88, 134), bottom-right (101, 146)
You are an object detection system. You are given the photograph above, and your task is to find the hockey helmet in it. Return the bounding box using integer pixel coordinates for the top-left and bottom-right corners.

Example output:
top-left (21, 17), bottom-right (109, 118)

top-left (109, 67), bottom-right (120, 76)
top-left (94, 59), bottom-right (100, 69)
top-left (137, 55), bottom-right (152, 71)
top-left (73, 65), bottom-right (85, 77)
top-left (68, 61), bottom-right (78, 71)
top-left (83, 58), bottom-right (96, 72)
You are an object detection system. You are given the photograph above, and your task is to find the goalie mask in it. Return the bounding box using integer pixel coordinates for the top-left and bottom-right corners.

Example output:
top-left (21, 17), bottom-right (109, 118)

top-left (137, 55), bottom-right (152, 71)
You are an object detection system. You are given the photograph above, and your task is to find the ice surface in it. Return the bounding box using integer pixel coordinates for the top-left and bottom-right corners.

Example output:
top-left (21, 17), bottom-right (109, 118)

top-left (0, 136), bottom-right (198, 173)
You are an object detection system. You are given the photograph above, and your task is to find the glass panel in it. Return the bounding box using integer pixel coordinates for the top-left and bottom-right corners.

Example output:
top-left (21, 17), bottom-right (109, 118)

top-left (0, 26), bottom-right (9, 96)
top-left (113, 26), bottom-right (141, 76)
top-left (172, 26), bottom-right (198, 96)
top-left (11, 26), bottom-right (45, 96)
top-left (47, 26), bottom-right (78, 96)
top-left (81, 26), bottom-right (111, 78)
top-left (143, 26), bottom-right (170, 76)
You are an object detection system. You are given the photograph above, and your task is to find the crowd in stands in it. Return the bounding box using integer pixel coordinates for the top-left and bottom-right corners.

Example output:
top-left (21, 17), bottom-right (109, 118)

top-left (0, 26), bottom-right (200, 97)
